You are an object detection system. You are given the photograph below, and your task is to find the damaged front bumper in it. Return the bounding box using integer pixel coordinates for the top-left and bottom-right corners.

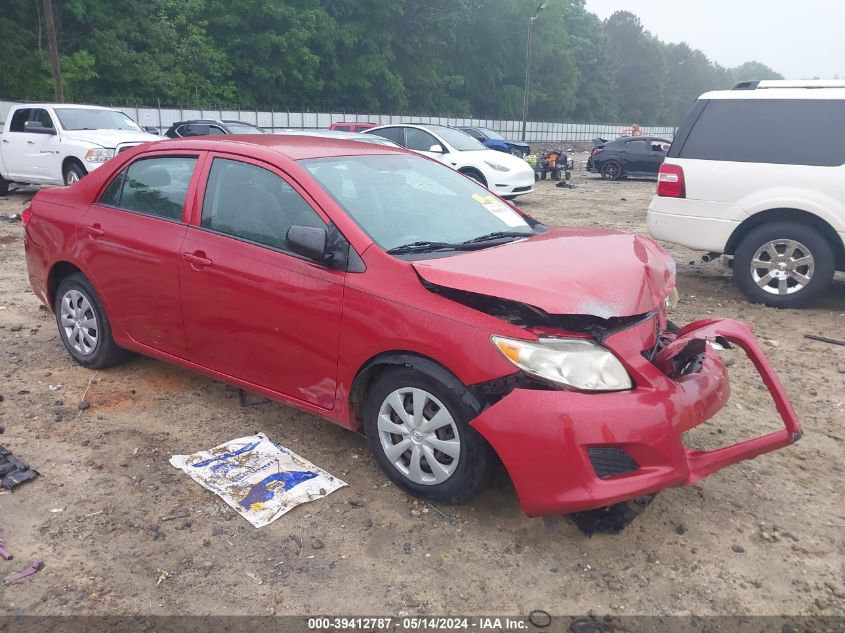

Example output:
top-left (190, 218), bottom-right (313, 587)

top-left (471, 318), bottom-right (801, 517)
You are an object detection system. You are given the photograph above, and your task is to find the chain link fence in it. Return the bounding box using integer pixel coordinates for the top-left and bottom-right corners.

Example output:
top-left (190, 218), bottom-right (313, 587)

top-left (0, 99), bottom-right (676, 145)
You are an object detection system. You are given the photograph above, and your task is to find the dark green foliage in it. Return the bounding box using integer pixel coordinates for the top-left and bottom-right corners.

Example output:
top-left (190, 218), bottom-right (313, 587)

top-left (0, 0), bottom-right (783, 124)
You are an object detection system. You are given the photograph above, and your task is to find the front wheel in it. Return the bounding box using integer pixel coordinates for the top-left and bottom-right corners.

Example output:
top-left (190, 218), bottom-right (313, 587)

top-left (460, 169), bottom-right (487, 188)
top-left (63, 161), bottom-right (87, 186)
top-left (363, 368), bottom-right (494, 503)
top-left (733, 222), bottom-right (835, 308)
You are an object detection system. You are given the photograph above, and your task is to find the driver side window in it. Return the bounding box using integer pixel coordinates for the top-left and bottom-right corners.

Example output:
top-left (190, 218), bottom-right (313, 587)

top-left (201, 158), bottom-right (326, 252)
top-left (405, 128), bottom-right (441, 152)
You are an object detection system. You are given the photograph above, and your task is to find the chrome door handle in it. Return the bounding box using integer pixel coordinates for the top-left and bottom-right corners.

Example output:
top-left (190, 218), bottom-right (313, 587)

top-left (27, 141), bottom-right (35, 145)
top-left (84, 224), bottom-right (105, 237)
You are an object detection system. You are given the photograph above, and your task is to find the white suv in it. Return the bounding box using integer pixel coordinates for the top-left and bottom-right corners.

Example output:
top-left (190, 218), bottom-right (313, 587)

top-left (647, 80), bottom-right (845, 308)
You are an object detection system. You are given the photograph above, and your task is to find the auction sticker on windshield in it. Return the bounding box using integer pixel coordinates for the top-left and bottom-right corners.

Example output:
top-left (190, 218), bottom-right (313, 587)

top-left (471, 193), bottom-right (527, 228)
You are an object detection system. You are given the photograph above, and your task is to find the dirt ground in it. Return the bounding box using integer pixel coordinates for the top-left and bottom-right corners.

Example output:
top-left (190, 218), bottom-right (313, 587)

top-left (0, 159), bottom-right (843, 618)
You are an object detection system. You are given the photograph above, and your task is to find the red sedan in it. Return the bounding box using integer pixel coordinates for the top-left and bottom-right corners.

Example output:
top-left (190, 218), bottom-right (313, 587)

top-left (22, 136), bottom-right (801, 517)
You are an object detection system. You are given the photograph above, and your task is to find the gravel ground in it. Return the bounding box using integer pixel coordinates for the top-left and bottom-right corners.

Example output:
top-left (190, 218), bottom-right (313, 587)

top-left (0, 161), bottom-right (843, 617)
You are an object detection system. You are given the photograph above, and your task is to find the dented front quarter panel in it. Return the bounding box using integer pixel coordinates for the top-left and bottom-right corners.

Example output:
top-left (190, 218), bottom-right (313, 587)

top-left (412, 228), bottom-right (676, 319)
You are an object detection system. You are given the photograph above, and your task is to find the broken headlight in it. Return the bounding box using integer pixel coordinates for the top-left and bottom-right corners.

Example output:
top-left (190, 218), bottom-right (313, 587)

top-left (491, 336), bottom-right (633, 392)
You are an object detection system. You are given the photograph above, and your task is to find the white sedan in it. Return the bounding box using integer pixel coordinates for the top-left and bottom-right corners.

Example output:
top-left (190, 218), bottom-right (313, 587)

top-left (365, 123), bottom-right (534, 198)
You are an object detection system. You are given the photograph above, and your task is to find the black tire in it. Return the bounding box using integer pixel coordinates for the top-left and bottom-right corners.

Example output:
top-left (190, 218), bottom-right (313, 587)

top-left (54, 273), bottom-right (129, 368)
top-left (63, 160), bottom-right (87, 186)
top-left (600, 160), bottom-right (623, 181)
top-left (0, 175), bottom-right (9, 196)
top-left (733, 221), bottom-right (835, 308)
top-left (460, 169), bottom-right (487, 188)
top-left (363, 367), bottom-right (494, 503)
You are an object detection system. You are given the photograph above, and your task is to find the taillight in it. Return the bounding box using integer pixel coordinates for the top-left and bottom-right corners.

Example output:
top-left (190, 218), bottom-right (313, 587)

top-left (657, 164), bottom-right (685, 198)
top-left (22, 206), bottom-right (32, 227)
top-left (591, 148), bottom-right (601, 157)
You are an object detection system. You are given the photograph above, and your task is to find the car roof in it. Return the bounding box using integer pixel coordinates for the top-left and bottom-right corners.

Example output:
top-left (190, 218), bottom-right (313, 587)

top-left (701, 80), bottom-right (845, 100)
top-left (613, 136), bottom-right (671, 143)
top-left (151, 134), bottom-right (404, 160)
top-left (19, 103), bottom-right (119, 111)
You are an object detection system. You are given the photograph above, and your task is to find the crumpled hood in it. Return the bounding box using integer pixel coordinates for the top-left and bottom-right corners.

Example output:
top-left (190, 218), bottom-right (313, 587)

top-left (412, 228), bottom-right (676, 319)
top-left (61, 129), bottom-right (162, 148)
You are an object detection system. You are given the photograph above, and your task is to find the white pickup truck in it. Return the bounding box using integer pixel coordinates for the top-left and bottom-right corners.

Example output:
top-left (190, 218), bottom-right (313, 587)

top-left (0, 103), bottom-right (161, 194)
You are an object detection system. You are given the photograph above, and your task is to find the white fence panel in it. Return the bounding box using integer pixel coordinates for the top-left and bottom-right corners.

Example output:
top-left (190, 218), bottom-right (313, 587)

top-left (0, 99), bottom-right (676, 142)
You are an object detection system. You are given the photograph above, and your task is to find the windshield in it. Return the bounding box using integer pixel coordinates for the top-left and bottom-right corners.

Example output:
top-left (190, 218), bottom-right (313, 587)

top-left (479, 127), bottom-right (506, 140)
top-left (225, 123), bottom-right (266, 134)
top-left (430, 126), bottom-right (487, 151)
top-left (54, 108), bottom-right (142, 132)
top-left (302, 154), bottom-right (532, 254)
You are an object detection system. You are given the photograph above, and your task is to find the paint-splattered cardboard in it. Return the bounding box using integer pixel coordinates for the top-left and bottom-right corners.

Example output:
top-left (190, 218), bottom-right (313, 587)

top-left (170, 433), bottom-right (346, 528)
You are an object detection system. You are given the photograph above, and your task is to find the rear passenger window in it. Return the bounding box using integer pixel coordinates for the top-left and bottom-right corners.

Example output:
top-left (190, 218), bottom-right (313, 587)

top-left (99, 156), bottom-right (197, 221)
top-left (625, 140), bottom-right (647, 153)
top-left (677, 99), bottom-right (845, 166)
top-left (201, 158), bottom-right (326, 252)
top-left (368, 127), bottom-right (404, 146)
top-left (9, 109), bottom-right (31, 133)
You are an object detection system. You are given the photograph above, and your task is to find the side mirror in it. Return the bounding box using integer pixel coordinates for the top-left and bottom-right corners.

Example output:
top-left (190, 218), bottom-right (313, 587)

top-left (286, 225), bottom-right (327, 262)
top-left (429, 144), bottom-right (446, 154)
top-left (24, 121), bottom-right (56, 135)
top-left (143, 126), bottom-right (161, 135)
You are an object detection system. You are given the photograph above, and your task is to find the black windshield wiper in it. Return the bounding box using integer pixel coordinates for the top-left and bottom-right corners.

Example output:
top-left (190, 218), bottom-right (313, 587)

top-left (386, 241), bottom-right (460, 255)
top-left (460, 231), bottom-right (533, 245)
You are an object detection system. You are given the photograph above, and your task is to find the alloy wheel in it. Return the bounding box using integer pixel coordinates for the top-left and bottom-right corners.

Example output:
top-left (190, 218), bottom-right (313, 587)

top-left (377, 387), bottom-right (460, 485)
top-left (59, 289), bottom-right (99, 355)
top-left (750, 239), bottom-right (815, 296)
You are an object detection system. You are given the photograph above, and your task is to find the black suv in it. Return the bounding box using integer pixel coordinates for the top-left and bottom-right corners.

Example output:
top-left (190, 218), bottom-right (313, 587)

top-left (164, 119), bottom-right (266, 138)
top-left (586, 136), bottom-right (671, 180)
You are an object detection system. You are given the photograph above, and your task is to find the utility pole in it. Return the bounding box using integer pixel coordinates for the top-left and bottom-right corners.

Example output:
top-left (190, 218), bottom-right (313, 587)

top-left (520, 2), bottom-right (547, 142)
top-left (42, 0), bottom-right (64, 102)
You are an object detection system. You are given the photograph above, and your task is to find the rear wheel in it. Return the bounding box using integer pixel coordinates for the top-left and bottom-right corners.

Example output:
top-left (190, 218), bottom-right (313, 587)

top-left (0, 175), bottom-right (9, 196)
top-left (733, 222), bottom-right (835, 308)
top-left (600, 160), bottom-right (623, 181)
top-left (63, 161), bottom-right (87, 186)
top-left (363, 367), bottom-right (494, 503)
top-left (55, 273), bottom-right (128, 368)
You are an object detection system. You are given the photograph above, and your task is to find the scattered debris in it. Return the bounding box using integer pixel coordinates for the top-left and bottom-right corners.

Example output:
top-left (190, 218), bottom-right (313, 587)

top-left (48, 384), bottom-right (61, 391)
top-left (0, 445), bottom-right (39, 491)
top-left (529, 610), bottom-right (552, 627)
top-left (155, 569), bottom-right (171, 586)
top-left (568, 495), bottom-right (656, 536)
top-left (732, 543), bottom-right (746, 553)
top-left (170, 432), bottom-right (346, 528)
top-left (0, 534), bottom-right (12, 560)
top-left (161, 512), bottom-right (191, 522)
top-left (0, 214), bottom-right (22, 223)
top-left (804, 333), bottom-right (845, 347)
top-left (3, 557), bottom-right (44, 584)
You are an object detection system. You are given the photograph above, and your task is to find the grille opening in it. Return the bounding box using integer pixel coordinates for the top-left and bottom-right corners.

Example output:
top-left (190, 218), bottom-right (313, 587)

top-left (587, 447), bottom-right (639, 479)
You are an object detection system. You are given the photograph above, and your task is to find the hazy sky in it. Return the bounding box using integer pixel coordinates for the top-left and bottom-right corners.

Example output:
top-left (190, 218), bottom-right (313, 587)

top-left (584, 0), bottom-right (844, 79)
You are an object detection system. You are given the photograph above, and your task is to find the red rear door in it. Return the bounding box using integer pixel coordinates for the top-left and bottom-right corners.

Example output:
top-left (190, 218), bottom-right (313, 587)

top-left (76, 151), bottom-right (205, 356)
top-left (179, 153), bottom-right (345, 409)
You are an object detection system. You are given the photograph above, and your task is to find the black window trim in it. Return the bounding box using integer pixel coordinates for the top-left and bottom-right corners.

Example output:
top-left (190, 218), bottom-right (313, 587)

top-left (94, 154), bottom-right (200, 224)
